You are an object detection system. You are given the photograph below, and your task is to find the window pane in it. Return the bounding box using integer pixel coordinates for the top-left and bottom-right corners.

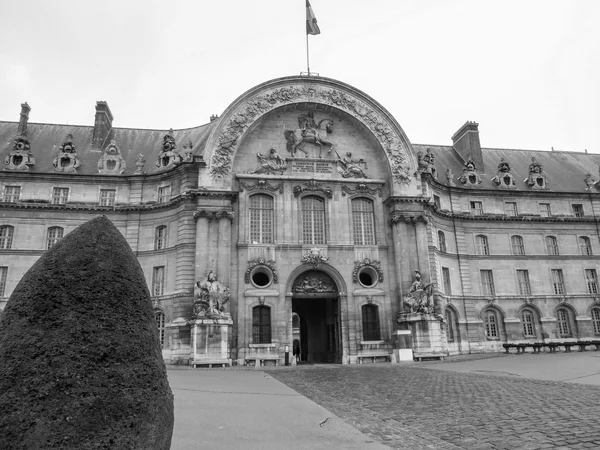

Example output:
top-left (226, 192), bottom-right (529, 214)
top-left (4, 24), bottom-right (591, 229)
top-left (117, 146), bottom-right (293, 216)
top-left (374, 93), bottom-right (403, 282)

top-left (99, 189), bottom-right (116, 206)
top-left (476, 235), bottom-right (489, 255)
top-left (505, 202), bottom-right (518, 217)
top-left (0, 267), bottom-right (7, 297)
top-left (47, 227), bottom-right (64, 249)
top-left (155, 226), bottom-right (167, 250)
top-left (302, 197), bottom-right (325, 244)
top-left (250, 195), bottom-right (273, 244)
top-left (153, 266), bottom-right (165, 296)
top-left (539, 203), bottom-right (551, 217)
top-left (545, 236), bottom-right (559, 255)
top-left (592, 309), bottom-right (600, 334)
top-left (511, 236), bottom-right (524, 255)
top-left (517, 270), bottom-right (531, 295)
top-left (252, 306), bottom-right (271, 343)
top-left (445, 309), bottom-right (455, 342)
top-left (442, 267), bottom-right (451, 295)
top-left (3, 186), bottom-right (21, 203)
top-left (522, 311), bottom-right (535, 337)
top-left (551, 269), bottom-right (565, 295)
top-left (438, 231), bottom-right (446, 253)
top-left (557, 309), bottom-right (571, 337)
top-left (586, 269), bottom-right (598, 294)
top-left (352, 199), bottom-right (375, 245)
top-left (485, 311), bottom-right (498, 338)
top-left (155, 311), bottom-right (166, 347)
top-left (579, 237), bottom-right (592, 256)
top-left (481, 270), bottom-right (495, 295)
top-left (0, 226), bottom-right (14, 250)
top-left (362, 304), bottom-right (380, 341)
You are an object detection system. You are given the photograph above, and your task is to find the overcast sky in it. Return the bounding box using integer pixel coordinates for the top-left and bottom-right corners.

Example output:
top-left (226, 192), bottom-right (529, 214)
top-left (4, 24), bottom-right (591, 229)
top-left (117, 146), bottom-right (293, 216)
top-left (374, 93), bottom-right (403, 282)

top-left (1, 0), bottom-right (598, 153)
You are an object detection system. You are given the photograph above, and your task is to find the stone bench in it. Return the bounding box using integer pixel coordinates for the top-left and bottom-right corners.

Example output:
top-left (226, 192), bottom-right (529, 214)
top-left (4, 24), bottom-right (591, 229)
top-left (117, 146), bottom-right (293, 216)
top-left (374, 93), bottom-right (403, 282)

top-left (191, 359), bottom-right (231, 369)
top-left (357, 352), bottom-right (391, 364)
top-left (245, 357), bottom-right (280, 368)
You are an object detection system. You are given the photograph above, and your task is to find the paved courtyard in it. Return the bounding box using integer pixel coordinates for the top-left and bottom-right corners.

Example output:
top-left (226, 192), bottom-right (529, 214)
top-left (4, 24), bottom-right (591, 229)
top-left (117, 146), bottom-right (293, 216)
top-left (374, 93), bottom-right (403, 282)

top-left (266, 354), bottom-right (600, 450)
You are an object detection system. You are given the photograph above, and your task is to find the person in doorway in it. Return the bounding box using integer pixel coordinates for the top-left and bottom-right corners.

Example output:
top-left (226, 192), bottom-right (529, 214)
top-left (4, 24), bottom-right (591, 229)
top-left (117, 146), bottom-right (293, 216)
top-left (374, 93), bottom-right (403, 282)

top-left (293, 341), bottom-right (301, 363)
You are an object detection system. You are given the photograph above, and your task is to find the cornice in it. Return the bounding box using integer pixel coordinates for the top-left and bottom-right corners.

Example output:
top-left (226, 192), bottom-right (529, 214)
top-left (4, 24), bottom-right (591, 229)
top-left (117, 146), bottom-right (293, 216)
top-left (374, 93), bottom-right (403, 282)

top-left (431, 206), bottom-right (600, 223)
top-left (383, 196), bottom-right (430, 207)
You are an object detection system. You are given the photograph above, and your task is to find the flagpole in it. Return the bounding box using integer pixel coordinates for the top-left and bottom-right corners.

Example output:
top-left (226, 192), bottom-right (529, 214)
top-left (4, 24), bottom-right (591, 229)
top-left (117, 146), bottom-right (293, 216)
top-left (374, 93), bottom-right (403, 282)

top-left (306, 32), bottom-right (310, 76)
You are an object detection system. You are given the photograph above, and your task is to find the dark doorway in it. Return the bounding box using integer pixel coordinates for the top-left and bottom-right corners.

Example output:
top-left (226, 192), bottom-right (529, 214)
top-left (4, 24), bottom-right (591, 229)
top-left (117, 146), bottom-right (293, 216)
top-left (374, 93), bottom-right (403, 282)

top-left (292, 296), bottom-right (340, 363)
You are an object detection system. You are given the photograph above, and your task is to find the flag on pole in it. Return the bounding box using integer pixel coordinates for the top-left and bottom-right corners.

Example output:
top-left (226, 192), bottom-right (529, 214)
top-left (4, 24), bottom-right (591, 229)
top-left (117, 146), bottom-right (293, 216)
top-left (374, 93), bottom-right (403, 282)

top-left (306, 0), bottom-right (321, 35)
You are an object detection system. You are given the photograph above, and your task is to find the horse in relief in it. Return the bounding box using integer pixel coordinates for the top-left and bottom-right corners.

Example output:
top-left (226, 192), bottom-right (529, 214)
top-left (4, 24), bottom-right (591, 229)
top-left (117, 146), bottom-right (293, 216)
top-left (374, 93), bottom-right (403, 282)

top-left (284, 118), bottom-right (334, 158)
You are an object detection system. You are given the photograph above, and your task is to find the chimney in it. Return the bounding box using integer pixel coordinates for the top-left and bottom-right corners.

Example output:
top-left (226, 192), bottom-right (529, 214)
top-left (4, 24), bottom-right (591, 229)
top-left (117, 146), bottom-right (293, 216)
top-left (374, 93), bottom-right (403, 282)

top-left (92, 101), bottom-right (114, 148)
top-left (451, 121), bottom-right (483, 172)
top-left (18, 102), bottom-right (31, 136)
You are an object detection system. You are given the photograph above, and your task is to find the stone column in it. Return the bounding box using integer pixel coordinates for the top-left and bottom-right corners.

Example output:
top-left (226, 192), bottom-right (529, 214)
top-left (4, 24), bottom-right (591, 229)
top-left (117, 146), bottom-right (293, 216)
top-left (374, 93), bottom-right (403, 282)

top-left (390, 215), bottom-right (414, 316)
top-left (194, 210), bottom-right (213, 281)
top-left (215, 211), bottom-right (234, 287)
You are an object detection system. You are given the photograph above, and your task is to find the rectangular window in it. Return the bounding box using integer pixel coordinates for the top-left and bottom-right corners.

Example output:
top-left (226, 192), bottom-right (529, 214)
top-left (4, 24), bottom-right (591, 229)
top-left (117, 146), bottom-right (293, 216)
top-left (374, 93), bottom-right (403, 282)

top-left (249, 195), bottom-right (273, 244)
top-left (586, 269), bottom-right (598, 294)
top-left (481, 270), bottom-right (495, 296)
top-left (551, 269), bottom-right (565, 295)
top-left (572, 204), bottom-right (584, 217)
top-left (152, 266), bottom-right (165, 296)
top-left (158, 186), bottom-right (171, 204)
top-left (252, 306), bottom-right (272, 344)
top-left (539, 203), bottom-right (551, 217)
top-left (302, 197), bottom-right (325, 245)
top-left (3, 186), bottom-right (21, 203)
top-left (505, 202), bottom-right (518, 217)
top-left (442, 267), bottom-right (451, 295)
top-left (352, 199), bottom-right (375, 245)
top-left (522, 312), bottom-right (535, 337)
top-left (517, 270), bottom-right (531, 295)
top-left (52, 187), bottom-right (69, 205)
top-left (470, 201), bottom-right (483, 216)
top-left (433, 195), bottom-right (441, 209)
top-left (99, 189), bottom-right (116, 206)
top-left (0, 267), bottom-right (7, 297)
top-left (362, 305), bottom-right (381, 341)
top-left (545, 236), bottom-right (559, 255)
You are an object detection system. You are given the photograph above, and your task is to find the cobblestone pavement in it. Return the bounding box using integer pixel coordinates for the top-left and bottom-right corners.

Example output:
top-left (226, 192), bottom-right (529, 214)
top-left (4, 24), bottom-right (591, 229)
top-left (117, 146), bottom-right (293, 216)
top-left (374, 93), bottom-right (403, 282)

top-left (266, 364), bottom-right (600, 450)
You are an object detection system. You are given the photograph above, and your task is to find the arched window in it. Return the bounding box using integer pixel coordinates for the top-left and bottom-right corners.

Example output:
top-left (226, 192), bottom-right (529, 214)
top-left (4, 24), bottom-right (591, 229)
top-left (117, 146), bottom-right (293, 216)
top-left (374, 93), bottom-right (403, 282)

top-left (362, 304), bottom-right (380, 341)
top-left (511, 235), bottom-right (525, 255)
top-left (252, 305), bottom-right (271, 344)
top-left (155, 310), bottom-right (166, 347)
top-left (0, 225), bottom-right (14, 249)
top-left (249, 195), bottom-right (273, 244)
top-left (302, 196), bottom-right (325, 245)
top-left (47, 226), bottom-right (64, 249)
top-left (445, 308), bottom-right (458, 343)
top-left (545, 236), bottom-right (559, 255)
top-left (155, 225), bottom-right (167, 250)
top-left (579, 236), bottom-right (592, 256)
top-left (438, 230), bottom-right (447, 253)
top-left (592, 308), bottom-right (600, 335)
top-left (484, 310), bottom-right (499, 339)
top-left (556, 308), bottom-right (572, 337)
top-left (475, 235), bottom-right (489, 255)
top-left (521, 310), bottom-right (536, 338)
top-left (352, 198), bottom-right (375, 245)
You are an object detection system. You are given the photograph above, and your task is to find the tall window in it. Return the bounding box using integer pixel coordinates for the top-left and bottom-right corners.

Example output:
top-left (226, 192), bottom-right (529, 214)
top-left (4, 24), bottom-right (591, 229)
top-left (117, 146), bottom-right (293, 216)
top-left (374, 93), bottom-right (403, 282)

top-left (302, 196), bottom-right (325, 245)
top-left (517, 270), bottom-right (531, 295)
top-left (157, 185), bottom-right (171, 204)
top-left (572, 204), bottom-right (584, 217)
top-left (3, 186), bottom-right (21, 203)
top-left (445, 308), bottom-right (456, 342)
top-left (592, 308), bottom-right (600, 335)
top-left (52, 187), bottom-right (69, 205)
top-left (579, 236), bottom-right (592, 256)
top-left (505, 202), bottom-right (518, 217)
top-left (484, 310), bottom-right (499, 339)
top-left (539, 203), bottom-right (551, 217)
top-left (249, 195), bottom-right (273, 244)
top-left (47, 226), bottom-right (64, 249)
top-left (551, 269), bottom-right (565, 295)
top-left (0, 225), bottom-right (14, 249)
top-left (556, 308), bottom-right (572, 337)
top-left (352, 198), bottom-right (375, 245)
top-left (438, 230), bottom-right (447, 253)
top-left (545, 236), bottom-right (559, 255)
top-left (152, 266), bottom-right (165, 296)
top-left (155, 226), bottom-right (167, 250)
top-left (442, 267), bottom-right (451, 295)
top-left (99, 189), bottom-right (116, 206)
top-left (475, 235), bottom-right (489, 255)
top-left (586, 269), bottom-right (598, 294)
top-left (252, 305), bottom-right (271, 344)
top-left (470, 201), bottom-right (483, 216)
top-left (155, 310), bottom-right (166, 347)
top-left (511, 235), bottom-right (525, 255)
top-left (433, 195), bottom-right (441, 209)
top-left (521, 311), bottom-right (536, 337)
top-left (362, 304), bottom-right (381, 341)
top-left (0, 267), bottom-right (7, 297)
top-left (481, 270), bottom-right (495, 295)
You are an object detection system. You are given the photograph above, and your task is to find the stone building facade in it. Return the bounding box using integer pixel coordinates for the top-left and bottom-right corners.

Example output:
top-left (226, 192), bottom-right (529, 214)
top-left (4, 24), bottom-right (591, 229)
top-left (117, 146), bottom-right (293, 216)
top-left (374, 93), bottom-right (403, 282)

top-left (1, 76), bottom-right (599, 365)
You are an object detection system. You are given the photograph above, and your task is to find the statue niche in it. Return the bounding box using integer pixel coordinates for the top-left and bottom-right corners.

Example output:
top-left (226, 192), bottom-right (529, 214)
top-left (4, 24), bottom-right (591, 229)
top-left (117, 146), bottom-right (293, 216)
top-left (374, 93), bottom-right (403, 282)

top-left (192, 270), bottom-right (230, 319)
top-left (5, 136), bottom-right (35, 171)
top-left (284, 111), bottom-right (334, 158)
top-left (97, 140), bottom-right (126, 174)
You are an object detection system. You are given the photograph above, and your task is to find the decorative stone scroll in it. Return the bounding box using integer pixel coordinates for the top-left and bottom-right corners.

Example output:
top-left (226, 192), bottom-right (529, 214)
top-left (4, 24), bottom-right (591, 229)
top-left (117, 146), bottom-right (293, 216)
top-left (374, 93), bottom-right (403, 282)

top-left (194, 210), bottom-right (214, 221)
top-left (341, 183), bottom-right (382, 197)
top-left (458, 159), bottom-right (482, 187)
top-left (209, 83), bottom-right (411, 185)
top-left (4, 136), bottom-right (35, 171)
top-left (52, 135), bottom-right (80, 173)
top-left (215, 211), bottom-right (234, 221)
top-left (491, 158), bottom-right (515, 189)
top-left (524, 157), bottom-right (548, 190)
top-left (301, 248), bottom-right (329, 268)
top-left (352, 258), bottom-right (384, 283)
top-left (240, 179), bottom-right (283, 194)
top-left (244, 257), bottom-right (279, 284)
top-left (293, 180), bottom-right (333, 198)
top-left (97, 140), bottom-right (126, 175)
top-left (156, 131), bottom-right (182, 170)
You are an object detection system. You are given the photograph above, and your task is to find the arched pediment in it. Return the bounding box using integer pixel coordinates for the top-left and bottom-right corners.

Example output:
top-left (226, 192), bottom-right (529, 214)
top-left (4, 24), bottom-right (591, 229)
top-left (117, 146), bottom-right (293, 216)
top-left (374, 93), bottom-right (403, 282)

top-left (203, 76), bottom-right (416, 194)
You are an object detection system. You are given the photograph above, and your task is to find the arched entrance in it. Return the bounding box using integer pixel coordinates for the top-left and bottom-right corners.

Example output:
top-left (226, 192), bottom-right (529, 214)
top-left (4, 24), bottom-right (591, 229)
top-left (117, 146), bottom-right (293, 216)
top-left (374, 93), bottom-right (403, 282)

top-left (291, 270), bottom-right (341, 363)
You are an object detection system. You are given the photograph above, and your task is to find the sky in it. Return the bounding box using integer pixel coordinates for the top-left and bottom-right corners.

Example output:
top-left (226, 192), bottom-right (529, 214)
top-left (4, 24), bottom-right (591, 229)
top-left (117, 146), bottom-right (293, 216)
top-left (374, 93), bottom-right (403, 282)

top-left (1, 0), bottom-right (599, 153)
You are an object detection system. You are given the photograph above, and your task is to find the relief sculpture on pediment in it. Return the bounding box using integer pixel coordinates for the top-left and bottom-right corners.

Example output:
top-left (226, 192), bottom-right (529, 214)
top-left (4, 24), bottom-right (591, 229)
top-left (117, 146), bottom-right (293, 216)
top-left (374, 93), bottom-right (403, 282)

top-left (284, 112), bottom-right (334, 158)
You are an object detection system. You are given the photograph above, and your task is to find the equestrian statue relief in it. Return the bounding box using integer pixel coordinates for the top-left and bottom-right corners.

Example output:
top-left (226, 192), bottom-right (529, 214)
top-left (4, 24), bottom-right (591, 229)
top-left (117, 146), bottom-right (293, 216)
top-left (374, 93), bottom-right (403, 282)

top-left (284, 112), bottom-right (334, 158)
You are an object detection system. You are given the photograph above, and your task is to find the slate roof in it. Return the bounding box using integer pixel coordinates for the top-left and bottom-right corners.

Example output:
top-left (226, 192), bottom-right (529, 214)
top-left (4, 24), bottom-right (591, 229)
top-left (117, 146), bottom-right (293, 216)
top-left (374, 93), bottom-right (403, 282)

top-left (0, 121), bottom-right (215, 176)
top-left (414, 144), bottom-right (600, 193)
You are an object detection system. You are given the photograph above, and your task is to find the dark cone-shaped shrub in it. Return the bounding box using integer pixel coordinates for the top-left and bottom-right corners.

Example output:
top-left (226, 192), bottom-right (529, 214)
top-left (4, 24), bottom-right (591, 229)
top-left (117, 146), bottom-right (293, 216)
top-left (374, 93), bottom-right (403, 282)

top-left (0, 216), bottom-right (174, 449)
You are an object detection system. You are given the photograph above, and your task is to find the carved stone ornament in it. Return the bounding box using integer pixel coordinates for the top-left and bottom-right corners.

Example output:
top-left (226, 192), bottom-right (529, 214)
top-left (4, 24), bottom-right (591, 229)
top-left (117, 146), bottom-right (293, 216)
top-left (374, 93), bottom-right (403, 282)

top-left (445, 168), bottom-right (456, 187)
top-left (301, 248), bottom-right (329, 268)
top-left (491, 158), bottom-right (515, 189)
top-left (284, 112), bottom-right (334, 158)
top-left (4, 136), bottom-right (35, 171)
top-left (584, 172), bottom-right (600, 191)
top-left (192, 270), bottom-right (230, 319)
top-left (352, 258), bottom-right (384, 283)
top-left (97, 140), bottom-right (126, 174)
top-left (134, 153), bottom-right (146, 174)
top-left (293, 271), bottom-right (336, 293)
top-left (524, 157), bottom-right (548, 190)
top-left (245, 257), bottom-right (279, 284)
top-left (182, 140), bottom-right (194, 161)
top-left (293, 180), bottom-right (333, 198)
top-left (209, 84), bottom-right (411, 185)
top-left (194, 210), bottom-right (214, 221)
top-left (337, 152), bottom-right (368, 178)
top-left (402, 270), bottom-right (434, 314)
top-left (341, 183), bottom-right (382, 197)
top-left (156, 131), bottom-right (182, 170)
top-left (249, 148), bottom-right (288, 174)
top-left (458, 159), bottom-right (482, 187)
top-left (416, 148), bottom-right (436, 177)
top-left (52, 135), bottom-right (81, 173)
top-left (215, 210), bottom-right (234, 221)
top-left (239, 179), bottom-right (283, 194)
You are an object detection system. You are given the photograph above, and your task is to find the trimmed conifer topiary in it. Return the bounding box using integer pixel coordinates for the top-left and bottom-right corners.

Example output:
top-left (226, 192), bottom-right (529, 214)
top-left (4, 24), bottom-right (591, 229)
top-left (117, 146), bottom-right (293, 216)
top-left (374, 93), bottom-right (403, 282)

top-left (0, 215), bottom-right (174, 449)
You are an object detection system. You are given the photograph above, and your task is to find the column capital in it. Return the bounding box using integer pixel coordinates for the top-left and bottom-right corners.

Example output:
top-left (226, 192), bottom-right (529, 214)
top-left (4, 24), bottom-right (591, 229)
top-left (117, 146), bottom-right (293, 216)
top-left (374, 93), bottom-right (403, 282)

top-left (389, 213), bottom-right (428, 226)
top-left (194, 210), bottom-right (214, 222)
top-left (215, 210), bottom-right (235, 221)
